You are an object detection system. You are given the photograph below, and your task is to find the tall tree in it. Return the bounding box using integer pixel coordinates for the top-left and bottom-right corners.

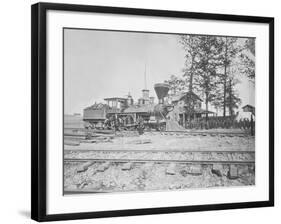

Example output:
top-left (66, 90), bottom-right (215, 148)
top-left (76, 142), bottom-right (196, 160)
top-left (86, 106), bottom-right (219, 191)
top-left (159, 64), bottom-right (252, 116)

top-left (220, 37), bottom-right (240, 117)
top-left (179, 35), bottom-right (243, 119)
top-left (225, 78), bottom-right (241, 116)
top-left (211, 84), bottom-right (224, 116)
top-left (179, 35), bottom-right (200, 92)
top-left (245, 38), bottom-right (255, 56)
top-left (164, 75), bottom-right (185, 96)
top-left (192, 35), bottom-right (224, 121)
top-left (239, 38), bottom-right (255, 81)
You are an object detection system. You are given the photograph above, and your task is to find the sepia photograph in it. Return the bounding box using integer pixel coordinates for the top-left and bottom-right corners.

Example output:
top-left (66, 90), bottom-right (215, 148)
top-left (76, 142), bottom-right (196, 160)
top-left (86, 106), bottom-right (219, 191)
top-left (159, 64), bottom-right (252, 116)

top-left (63, 28), bottom-right (255, 194)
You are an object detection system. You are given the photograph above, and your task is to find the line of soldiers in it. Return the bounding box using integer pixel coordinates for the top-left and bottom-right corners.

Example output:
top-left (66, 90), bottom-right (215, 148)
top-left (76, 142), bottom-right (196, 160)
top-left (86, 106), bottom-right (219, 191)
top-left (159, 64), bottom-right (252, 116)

top-left (185, 117), bottom-right (254, 130)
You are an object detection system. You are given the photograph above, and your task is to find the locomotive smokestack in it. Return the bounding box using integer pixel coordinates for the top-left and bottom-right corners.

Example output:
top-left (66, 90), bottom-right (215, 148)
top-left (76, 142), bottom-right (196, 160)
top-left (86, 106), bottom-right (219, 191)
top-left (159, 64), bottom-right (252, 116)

top-left (154, 83), bottom-right (170, 104)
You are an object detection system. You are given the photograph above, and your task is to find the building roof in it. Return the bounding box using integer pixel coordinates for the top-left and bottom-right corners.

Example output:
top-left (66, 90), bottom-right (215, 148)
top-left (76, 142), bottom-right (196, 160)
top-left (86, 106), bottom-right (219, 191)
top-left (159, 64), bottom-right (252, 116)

top-left (171, 91), bottom-right (202, 102)
top-left (242, 104), bottom-right (255, 109)
top-left (171, 92), bottom-right (185, 102)
top-left (193, 108), bottom-right (215, 114)
top-left (242, 104), bottom-right (255, 114)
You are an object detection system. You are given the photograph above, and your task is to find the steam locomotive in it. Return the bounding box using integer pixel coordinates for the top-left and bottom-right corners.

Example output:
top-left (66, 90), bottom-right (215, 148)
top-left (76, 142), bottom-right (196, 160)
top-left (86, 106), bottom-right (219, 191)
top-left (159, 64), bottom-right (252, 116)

top-left (83, 83), bottom-right (173, 131)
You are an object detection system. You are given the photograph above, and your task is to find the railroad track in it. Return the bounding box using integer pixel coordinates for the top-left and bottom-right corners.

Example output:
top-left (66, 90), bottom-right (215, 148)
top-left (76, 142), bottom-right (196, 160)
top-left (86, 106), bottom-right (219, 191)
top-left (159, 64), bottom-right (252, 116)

top-left (149, 130), bottom-right (251, 137)
top-left (64, 158), bottom-right (254, 164)
top-left (64, 150), bottom-right (255, 194)
top-left (64, 128), bottom-right (251, 138)
top-left (64, 150), bottom-right (255, 164)
top-left (64, 149), bottom-right (254, 152)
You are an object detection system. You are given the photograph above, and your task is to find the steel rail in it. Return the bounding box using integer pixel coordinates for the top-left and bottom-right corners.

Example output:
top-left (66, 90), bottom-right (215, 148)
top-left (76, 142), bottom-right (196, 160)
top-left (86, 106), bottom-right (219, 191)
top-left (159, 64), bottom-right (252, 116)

top-left (64, 158), bottom-right (255, 164)
top-left (64, 190), bottom-right (111, 194)
top-left (64, 149), bottom-right (255, 153)
top-left (64, 127), bottom-right (250, 136)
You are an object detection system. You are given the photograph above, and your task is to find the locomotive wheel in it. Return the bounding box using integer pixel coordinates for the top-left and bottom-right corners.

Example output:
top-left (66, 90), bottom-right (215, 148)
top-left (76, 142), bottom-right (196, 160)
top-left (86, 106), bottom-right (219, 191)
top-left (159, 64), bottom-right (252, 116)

top-left (159, 123), bottom-right (166, 132)
top-left (144, 125), bottom-right (151, 131)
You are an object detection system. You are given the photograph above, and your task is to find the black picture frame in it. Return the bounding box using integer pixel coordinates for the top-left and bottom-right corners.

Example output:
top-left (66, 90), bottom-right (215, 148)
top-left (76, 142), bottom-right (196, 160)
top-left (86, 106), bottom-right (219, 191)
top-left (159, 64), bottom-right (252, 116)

top-left (31, 2), bottom-right (274, 222)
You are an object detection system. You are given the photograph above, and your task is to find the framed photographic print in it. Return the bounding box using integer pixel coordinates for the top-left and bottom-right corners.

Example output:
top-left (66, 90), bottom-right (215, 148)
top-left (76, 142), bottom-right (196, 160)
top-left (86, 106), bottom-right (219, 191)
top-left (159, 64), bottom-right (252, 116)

top-left (31, 2), bottom-right (274, 222)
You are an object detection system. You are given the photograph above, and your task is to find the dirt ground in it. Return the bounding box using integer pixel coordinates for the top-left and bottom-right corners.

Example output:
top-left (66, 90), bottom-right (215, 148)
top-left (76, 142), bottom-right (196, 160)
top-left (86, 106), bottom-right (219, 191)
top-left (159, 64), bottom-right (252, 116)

top-left (65, 131), bottom-right (255, 152)
top-left (64, 162), bottom-right (255, 193)
top-left (64, 130), bottom-right (255, 193)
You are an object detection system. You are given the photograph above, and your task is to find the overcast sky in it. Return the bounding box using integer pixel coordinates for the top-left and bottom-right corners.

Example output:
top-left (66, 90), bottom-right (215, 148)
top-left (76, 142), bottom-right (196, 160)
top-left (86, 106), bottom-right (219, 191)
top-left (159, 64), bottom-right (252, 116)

top-left (64, 29), bottom-right (254, 115)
